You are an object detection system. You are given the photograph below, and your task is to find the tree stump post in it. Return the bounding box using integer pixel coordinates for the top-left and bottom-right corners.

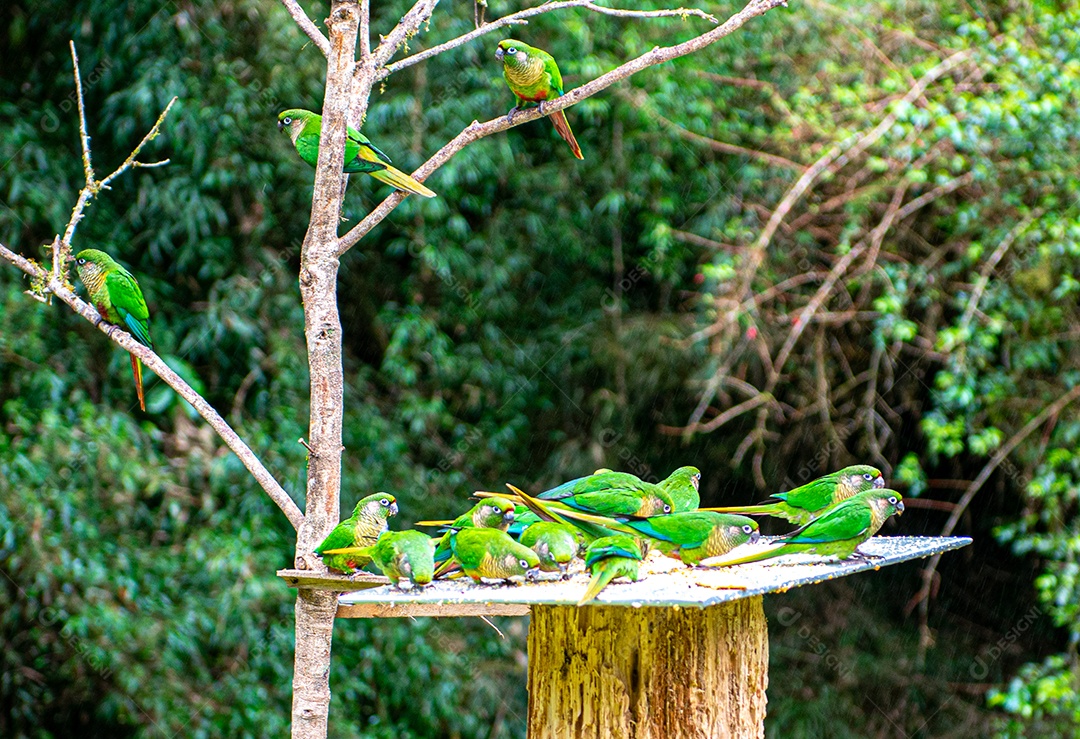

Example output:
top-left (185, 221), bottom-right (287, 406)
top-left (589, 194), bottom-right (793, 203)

top-left (527, 598), bottom-right (768, 738)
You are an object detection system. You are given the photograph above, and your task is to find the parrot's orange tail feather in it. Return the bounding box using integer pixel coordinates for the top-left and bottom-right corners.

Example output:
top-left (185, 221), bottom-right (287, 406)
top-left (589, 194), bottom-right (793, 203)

top-left (130, 354), bottom-right (146, 412)
top-left (548, 110), bottom-right (584, 160)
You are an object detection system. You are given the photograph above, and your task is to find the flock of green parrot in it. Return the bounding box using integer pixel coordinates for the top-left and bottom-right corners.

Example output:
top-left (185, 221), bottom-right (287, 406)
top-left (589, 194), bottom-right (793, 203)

top-left (314, 464), bottom-right (905, 604)
top-left (67, 38), bottom-right (909, 604)
top-left (73, 39), bottom-right (579, 410)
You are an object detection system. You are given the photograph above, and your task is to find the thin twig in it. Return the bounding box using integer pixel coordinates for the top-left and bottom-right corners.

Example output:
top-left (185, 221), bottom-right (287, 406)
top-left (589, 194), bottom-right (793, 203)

top-left (98, 98), bottom-right (177, 190)
top-left (380, 0), bottom-right (720, 78)
top-left (0, 242), bottom-right (305, 530)
top-left (617, 87), bottom-right (803, 171)
top-left (958, 209), bottom-right (1040, 335)
top-left (70, 42), bottom-right (94, 186)
top-left (725, 48), bottom-right (974, 327)
top-left (340, 0), bottom-right (790, 254)
top-left (279, 0), bottom-right (331, 56)
top-left (372, 0), bottom-right (442, 68)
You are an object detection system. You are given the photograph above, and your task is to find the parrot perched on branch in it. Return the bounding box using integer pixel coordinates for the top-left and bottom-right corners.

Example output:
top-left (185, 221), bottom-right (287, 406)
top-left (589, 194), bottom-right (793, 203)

top-left (579, 535), bottom-right (647, 605)
top-left (74, 249), bottom-right (153, 412)
top-left (314, 493), bottom-right (398, 574)
top-left (703, 489), bottom-right (905, 567)
top-left (496, 39), bottom-right (584, 160)
top-left (700, 465), bottom-right (885, 525)
top-left (449, 528), bottom-right (541, 584)
top-left (277, 108), bottom-right (436, 198)
top-left (519, 521), bottom-right (583, 577)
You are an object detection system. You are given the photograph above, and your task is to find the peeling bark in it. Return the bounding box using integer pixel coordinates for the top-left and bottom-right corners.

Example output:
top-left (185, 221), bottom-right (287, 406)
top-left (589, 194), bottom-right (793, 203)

top-left (291, 2), bottom-right (360, 738)
top-left (527, 599), bottom-right (768, 738)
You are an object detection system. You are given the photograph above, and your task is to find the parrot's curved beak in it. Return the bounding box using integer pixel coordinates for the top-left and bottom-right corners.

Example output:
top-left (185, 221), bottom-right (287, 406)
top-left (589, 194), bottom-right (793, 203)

top-left (503, 510), bottom-right (515, 523)
top-left (277, 120), bottom-right (284, 131)
top-left (750, 531), bottom-right (761, 544)
top-left (558, 562), bottom-right (569, 579)
top-left (390, 502), bottom-right (399, 516)
top-left (526, 567), bottom-right (540, 582)
top-left (873, 476), bottom-right (885, 489)
top-left (495, 47), bottom-right (504, 62)
top-left (896, 500), bottom-right (905, 515)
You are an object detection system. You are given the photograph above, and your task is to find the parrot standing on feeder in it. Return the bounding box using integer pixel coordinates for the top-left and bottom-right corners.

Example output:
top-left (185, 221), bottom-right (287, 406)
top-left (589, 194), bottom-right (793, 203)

top-left (314, 493), bottom-right (399, 574)
top-left (700, 465), bottom-right (885, 525)
top-left (579, 535), bottom-right (648, 605)
top-left (703, 489), bottom-right (905, 567)
top-left (449, 528), bottom-right (541, 584)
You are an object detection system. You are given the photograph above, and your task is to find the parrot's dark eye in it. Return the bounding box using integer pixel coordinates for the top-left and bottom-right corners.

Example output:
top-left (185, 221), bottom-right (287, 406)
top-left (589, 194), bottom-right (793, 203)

top-left (283, 116), bottom-right (292, 124)
top-left (663, 504), bottom-right (672, 513)
top-left (864, 473), bottom-right (874, 480)
top-left (508, 47), bottom-right (517, 54)
top-left (77, 258), bottom-right (85, 265)
top-left (380, 498), bottom-right (389, 506)
top-left (519, 559), bottom-right (529, 568)
top-left (888, 496), bottom-right (898, 505)
top-left (742, 525), bottom-right (753, 534)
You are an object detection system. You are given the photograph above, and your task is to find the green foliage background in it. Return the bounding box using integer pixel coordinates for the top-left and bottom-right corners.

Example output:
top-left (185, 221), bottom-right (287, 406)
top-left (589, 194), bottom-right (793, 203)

top-left (1, 0), bottom-right (1078, 736)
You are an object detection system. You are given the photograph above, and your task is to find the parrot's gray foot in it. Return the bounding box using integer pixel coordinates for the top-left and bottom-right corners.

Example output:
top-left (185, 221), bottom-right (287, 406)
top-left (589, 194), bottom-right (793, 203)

top-left (506, 107), bottom-right (520, 123)
top-left (537, 100), bottom-right (547, 116)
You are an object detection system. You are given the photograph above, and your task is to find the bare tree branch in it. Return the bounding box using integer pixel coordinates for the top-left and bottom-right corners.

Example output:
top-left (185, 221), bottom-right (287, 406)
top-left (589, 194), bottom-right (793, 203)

top-left (339, 0), bottom-right (791, 254)
top-left (379, 0), bottom-right (719, 78)
top-left (279, 0), bottom-right (331, 56)
top-left (372, 0), bottom-right (441, 69)
top-left (616, 87), bottom-right (803, 171)
top-left (958, 209), bottom-right (1040, 335)
top-left (0, 241), bottom-right (305, 530)
top-left (912, 382), bottom-right (1080, 664)
top-left (725, 48), bottom-right (974, 321)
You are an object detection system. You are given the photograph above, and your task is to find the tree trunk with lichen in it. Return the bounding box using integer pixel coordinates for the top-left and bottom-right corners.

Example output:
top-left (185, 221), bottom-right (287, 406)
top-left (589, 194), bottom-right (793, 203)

top-left (526, 598), bottom-right (768, 738)
top-left (291, 2), bottom-right (361, 738)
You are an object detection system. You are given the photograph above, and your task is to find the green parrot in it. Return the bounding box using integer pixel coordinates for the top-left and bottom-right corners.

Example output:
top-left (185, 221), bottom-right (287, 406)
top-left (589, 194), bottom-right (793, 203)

top-left (74, 249), bottom-right (153, 412)
top-left (495, 39), bottom-right (584, 160)
top-left (277, 108), bottom-right (436, 198)
top-left (579, 535), bottom-right (647, 605)
top-left (701, 465), bottom-right (885, 525)
top-left (704, 489), bottom-right (905, 567)
top-left (512, 491), bottom-right (760, 567)
top-left (532, 471), bottom-right (675, 518)
top-left (314, 493), bottom-right (398, 574)
top-left (366, 530), bottom-right (436, 589)
top-left (519, 521), bottom-right (583, 577)
top-left (428, 497), bottom-right (517, 576)
top-left (449, 528), bottom-right (541, 584)
top-left (659, 466), bottom-right (702, 513)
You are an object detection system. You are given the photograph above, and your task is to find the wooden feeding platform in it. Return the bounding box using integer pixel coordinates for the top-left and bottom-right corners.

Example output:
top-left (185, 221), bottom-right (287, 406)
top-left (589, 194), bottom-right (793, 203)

top-left (280, 535), bottom-right (970, 737)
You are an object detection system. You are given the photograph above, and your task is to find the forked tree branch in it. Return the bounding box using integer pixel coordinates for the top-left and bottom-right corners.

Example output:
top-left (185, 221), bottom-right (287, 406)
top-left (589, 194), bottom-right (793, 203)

top-left (378, 0), bottom-right (720, 78)
top-left (0, 42), bottom-right (303, 531)
top-left (0, 242), bottom-right (305, 530)
top-left (338, 0), bottom-right (790, 254)
top-left (279, 0), bottom-right (332, 56)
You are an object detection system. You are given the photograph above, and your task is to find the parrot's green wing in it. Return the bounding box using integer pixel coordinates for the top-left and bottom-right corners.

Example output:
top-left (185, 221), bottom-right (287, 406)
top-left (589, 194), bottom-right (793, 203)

top-left (773, 476), bottom-right (837, 512)
top-left (783, 501), bottom-right (872, 544)
top-left (627, 513), bottom-right (716, 549)
top-left (584, 535), bottom-right (642, 567)
top-left (347, 125), bottom-right (392, 163)
top-left (320, 545), bottom-right (373, 557)
top-left (104, 268), bottom-right (152, 348)
top-left (541, 54), bottom-right (564, 95)
top-left (315, 520), bottom-right (357, 554)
